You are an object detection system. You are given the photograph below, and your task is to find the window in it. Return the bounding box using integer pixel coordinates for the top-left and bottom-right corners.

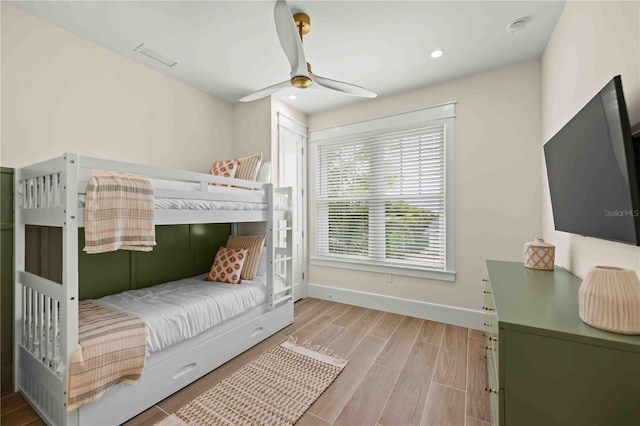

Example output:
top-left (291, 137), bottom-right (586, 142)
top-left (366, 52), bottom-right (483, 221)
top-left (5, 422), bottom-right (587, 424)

top-left (310, 103), bottom-right (455, 281)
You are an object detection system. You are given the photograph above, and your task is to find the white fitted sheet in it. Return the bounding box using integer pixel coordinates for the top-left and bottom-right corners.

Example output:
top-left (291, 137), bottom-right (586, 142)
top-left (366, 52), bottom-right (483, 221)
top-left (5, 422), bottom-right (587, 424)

top-left (78, 178), bottom-right (291, 211)
top-left (95, 274), bottom-right (267, 356)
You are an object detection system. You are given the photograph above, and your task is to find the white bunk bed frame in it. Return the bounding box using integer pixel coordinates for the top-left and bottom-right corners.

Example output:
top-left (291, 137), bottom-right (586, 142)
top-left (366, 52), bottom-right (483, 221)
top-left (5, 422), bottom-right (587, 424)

top-left (14, 153), bottom-right (294, 426)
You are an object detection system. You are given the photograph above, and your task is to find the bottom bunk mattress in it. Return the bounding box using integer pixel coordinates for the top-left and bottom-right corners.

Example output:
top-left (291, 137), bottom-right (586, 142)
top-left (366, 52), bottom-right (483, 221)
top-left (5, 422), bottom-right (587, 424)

top-left (95, 274), bottom-right (267, 356)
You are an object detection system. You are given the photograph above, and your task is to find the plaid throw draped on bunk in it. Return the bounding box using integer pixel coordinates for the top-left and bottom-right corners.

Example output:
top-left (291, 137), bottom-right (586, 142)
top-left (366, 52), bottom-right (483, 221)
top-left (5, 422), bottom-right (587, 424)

top-left (67, 301), bottom-right (147, 412)
top-left (83, 171), bottom-right (156, 254)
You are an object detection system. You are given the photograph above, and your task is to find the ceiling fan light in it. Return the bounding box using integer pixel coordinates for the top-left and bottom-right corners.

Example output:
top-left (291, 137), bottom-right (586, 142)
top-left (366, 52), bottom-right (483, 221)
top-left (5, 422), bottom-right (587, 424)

top-left (291, 75), bottom-right (312, 89)
top-left (431, 49), bottom-right (444, 58)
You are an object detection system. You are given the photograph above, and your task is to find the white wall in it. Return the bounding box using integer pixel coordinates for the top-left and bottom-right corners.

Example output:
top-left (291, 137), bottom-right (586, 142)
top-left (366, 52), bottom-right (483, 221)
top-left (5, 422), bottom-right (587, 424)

top-left (308, 60), bottom-right (543, 311)
top-left (541, 1), bottom-right (640, 278)
top-left (0, 3), bottom-right (233, 172)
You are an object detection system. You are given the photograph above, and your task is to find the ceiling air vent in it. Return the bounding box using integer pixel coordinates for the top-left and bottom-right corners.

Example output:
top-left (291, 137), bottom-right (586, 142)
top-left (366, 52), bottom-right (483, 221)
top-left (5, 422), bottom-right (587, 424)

top-left (133, 44), bottom-right (177, 67)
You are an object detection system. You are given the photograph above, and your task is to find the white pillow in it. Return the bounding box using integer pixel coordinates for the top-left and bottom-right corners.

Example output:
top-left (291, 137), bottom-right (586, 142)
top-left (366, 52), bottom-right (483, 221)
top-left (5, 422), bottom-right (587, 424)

top-left (256, 160), bottom-right (271, 183)
top-left (257, 249), bottom-right (267, 277)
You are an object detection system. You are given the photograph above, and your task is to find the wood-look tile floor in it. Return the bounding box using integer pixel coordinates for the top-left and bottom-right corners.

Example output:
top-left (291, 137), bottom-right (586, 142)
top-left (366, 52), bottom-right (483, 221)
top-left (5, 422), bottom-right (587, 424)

top-left (1, 298), bottom-right (490, 426)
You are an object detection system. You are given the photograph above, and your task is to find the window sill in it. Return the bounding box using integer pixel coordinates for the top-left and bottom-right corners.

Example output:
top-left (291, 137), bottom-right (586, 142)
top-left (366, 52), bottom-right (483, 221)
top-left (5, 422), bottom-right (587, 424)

top-left (310, 257), bottom-right (456, 282)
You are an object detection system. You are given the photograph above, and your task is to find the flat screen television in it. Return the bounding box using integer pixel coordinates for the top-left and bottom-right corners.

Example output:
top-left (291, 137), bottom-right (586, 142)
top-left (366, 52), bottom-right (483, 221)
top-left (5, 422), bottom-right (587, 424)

top-left (544, 75), bottom-right (640, 246)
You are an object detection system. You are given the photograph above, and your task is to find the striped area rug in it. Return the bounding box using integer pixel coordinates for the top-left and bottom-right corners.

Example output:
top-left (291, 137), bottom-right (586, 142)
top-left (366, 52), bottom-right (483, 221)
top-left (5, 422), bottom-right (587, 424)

top-left (156, 339), bottom-right (348, 426)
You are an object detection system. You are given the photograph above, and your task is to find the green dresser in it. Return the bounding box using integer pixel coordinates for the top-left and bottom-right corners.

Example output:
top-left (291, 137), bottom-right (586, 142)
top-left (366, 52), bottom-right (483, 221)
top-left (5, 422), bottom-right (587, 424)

top-left (485, 260), bottom-right (640, 426)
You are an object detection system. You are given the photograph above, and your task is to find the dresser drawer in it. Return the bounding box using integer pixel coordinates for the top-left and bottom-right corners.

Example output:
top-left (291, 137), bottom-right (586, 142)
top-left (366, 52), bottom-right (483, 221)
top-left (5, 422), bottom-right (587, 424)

top-left (490, 390), bottom-right (499, 426)
top-left (483, 276), bottom-right (500, 426)
top-left (486, 344), bottom-right (500, 426)
top-left (483, 279), bottom-right (499, 369)
top-left (483, 280), bottom-right (495, 312)
top-left (484, 323), bottom-right (499, 374)
top-left (486, 340), bottom-right (499, 390)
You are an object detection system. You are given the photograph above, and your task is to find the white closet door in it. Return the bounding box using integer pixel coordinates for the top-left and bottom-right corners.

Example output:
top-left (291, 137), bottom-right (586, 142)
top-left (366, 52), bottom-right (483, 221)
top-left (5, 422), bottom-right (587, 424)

top-left (278, 113), bottom-right (307, 301)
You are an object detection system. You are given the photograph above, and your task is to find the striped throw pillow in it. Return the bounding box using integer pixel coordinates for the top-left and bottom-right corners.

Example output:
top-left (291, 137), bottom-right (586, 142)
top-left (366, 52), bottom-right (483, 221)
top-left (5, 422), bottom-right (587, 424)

top-left (235, 152), bottom-right (263, 181)
top-left (205, 247), bottom-right (249, 284)
top-left (226, 235), bottom-right (265, 280)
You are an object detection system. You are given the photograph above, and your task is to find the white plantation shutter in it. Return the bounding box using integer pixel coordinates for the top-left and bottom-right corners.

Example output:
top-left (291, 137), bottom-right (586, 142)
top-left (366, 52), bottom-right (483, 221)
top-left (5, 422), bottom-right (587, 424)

top-left (311, 103), bottom-right (455, 279)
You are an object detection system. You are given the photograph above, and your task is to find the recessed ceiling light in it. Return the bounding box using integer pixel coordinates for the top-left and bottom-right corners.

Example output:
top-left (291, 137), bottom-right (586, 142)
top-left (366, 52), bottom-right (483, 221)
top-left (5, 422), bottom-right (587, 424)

top-left (506, 19), bottom-right (527, 34)
top-left (288, 95), bottom-right (297, 100)
top-left (431, 49), bottom-right (444, 58)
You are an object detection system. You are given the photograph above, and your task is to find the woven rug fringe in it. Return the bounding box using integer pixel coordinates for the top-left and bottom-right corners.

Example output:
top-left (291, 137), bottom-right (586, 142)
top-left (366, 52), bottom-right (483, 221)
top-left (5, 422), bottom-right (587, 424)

top-left (286, 335), bottom-right (347, 363)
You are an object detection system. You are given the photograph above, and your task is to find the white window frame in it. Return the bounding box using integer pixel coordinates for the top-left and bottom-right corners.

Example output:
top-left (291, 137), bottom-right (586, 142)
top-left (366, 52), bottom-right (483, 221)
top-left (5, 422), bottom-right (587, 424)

top-left (309, 102), bottom-right (456, 282)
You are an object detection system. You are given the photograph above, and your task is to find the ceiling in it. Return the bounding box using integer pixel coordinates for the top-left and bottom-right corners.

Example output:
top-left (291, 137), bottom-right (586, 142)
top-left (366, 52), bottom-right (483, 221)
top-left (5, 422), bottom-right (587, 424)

top-left (9, 1), bottom-right (566, 115)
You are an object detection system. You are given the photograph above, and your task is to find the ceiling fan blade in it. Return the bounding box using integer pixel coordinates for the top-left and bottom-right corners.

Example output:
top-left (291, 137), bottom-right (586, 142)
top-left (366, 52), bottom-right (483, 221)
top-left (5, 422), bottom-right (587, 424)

top-left (274, 0), bottom-right (308, 78)
top-left (238, 80), bottom-right (291, 102)
top-left (310, 73), bottom-right (377, 98)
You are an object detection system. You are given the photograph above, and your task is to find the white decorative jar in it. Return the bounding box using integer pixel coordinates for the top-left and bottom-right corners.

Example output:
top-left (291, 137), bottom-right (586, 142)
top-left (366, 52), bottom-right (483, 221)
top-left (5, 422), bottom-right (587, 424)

top-left (524, 238), bottom-right (555, 270)
top-left (578, 266), bottom-right (640, 335)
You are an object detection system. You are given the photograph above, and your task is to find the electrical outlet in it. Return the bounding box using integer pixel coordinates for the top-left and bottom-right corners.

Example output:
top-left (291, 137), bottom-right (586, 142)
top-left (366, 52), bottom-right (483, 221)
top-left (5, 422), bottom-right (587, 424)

top-left (385, 274), bottom-right (392, 283)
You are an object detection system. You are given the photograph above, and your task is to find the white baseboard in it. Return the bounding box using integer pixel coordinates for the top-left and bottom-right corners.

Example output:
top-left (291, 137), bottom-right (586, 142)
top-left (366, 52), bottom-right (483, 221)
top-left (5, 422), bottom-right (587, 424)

top-left (308, 283), bottom-right (486, 330)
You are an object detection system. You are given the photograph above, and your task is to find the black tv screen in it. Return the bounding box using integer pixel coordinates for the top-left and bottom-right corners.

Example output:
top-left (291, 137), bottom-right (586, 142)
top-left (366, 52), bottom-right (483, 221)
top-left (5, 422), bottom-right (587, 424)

top-left (544, 76), bottom-right (640, 246)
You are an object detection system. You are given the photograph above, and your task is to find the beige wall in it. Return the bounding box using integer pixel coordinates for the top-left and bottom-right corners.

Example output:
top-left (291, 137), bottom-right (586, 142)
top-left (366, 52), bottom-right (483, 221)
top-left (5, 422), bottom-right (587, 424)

top-left (230, 97), bottom-right (309, 187)
top-left (231, 97), bottom-right (307, 236)
top-left (308, 60), bottom-right (543, 311)
top-left (1, 3), bottom-right (233, 172)
top-left (232, 97), bottom-right (272, 161)
top-left (541, 1), bottom-right (640, 278)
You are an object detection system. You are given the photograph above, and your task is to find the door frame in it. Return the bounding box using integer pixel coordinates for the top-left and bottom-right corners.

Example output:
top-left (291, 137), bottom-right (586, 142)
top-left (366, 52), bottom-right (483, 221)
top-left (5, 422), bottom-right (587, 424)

top-left (277, 112), bottom-right (308, 300)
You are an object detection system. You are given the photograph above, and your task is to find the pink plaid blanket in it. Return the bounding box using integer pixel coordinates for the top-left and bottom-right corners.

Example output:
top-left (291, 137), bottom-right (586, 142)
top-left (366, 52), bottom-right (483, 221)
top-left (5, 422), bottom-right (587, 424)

top-left (83, 172), bottom-right (156, 254)
top-left (67, 301), bottom-right (146, 411)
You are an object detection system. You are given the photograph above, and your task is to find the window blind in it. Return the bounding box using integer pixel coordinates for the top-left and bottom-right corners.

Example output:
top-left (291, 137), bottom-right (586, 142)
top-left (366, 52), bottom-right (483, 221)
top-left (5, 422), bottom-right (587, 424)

top-left (315, 123), bottom-right (447, 271)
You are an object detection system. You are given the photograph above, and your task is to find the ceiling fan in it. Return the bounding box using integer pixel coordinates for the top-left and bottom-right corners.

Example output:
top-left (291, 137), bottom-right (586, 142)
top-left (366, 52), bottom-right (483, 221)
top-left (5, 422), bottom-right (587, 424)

top-left (239, 0), bottom-right (377, 102)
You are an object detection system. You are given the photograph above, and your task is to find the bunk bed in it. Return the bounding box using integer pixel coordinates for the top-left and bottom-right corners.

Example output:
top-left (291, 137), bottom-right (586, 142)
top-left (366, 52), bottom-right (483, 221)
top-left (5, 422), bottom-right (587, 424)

top-left (13, 153), bottom-right (294, 426)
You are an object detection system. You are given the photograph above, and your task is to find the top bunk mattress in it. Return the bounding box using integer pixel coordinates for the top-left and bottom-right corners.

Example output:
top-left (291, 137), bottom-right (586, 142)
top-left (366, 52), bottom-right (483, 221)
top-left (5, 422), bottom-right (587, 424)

top-left (95, 274), bottom-right (267, 356)
top-left (78, 178), bottom-right (291, 211)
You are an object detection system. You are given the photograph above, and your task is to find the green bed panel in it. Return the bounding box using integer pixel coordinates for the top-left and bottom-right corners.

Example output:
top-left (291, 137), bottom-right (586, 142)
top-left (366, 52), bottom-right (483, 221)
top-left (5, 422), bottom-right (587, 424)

top-left (24, 224), bottom-right (231, 299)
top-left (0, 167), bottom-right (12, 225)
top-left (25, 226), bottom-right (63, 284)
top-left (78, 230), bottom-right (132, 300)
top-left (1, 167), bottom-right (14, 392)
top-left (79, 223), bottom-right (230, 298)
top-left (191, 223), bottom-right (231, 275)
top-left (133, 225), bottom-right (192, 289)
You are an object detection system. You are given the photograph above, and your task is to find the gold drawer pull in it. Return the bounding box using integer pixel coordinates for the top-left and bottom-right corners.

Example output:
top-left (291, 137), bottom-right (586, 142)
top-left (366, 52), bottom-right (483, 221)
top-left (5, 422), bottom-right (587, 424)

top-left (485, 387), bottom-right (499, 394)
top-left (482, 278), bottom-right (489, 282)
top-left (484, 354), bottom-right (490, 359)
top-left (489, 336), bottom-right (499, 342)
top-left (485, 346), bottom-right (493, 351)
top-left (482, 306), bottom-right (495, 311)
top-left (483, 322), bottom-right (491, 327)
top-left (483, 290), bottom-right (492, 294)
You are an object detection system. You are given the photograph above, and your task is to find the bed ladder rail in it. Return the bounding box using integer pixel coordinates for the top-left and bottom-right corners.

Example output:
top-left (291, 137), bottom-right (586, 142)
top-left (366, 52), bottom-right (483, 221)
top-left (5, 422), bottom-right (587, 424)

top-left (267, 186), bottom-right (293, 309)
